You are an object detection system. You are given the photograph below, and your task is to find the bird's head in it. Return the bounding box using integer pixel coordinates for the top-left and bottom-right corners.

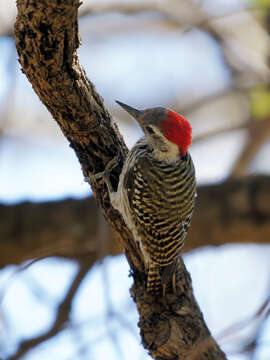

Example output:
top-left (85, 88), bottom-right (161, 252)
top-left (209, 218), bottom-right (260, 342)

top-left (116, 100), bottom-right (192, 157)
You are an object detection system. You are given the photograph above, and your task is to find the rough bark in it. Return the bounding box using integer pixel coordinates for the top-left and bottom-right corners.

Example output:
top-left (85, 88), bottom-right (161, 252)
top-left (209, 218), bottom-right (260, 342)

top-left (1, 175), bottom-right (270, 268)
top-left (14, 1), bottom-right (227, 358)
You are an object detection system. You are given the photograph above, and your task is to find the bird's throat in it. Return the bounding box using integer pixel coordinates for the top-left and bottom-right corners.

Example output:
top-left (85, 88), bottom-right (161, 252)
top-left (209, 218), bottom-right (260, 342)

top-left (152, 139), bottom-right (181, 163)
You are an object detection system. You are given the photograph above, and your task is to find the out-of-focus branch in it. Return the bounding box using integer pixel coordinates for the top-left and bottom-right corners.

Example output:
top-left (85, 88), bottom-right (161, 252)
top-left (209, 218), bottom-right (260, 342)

top-left (185, 175), bottom-right (270, 251)
top-left (79, 2), bottom-right (159, 17)
top-left (230, 117), bottom-right (270, 177)
top-left (8, 259), bottom-right (91, 360)
top-left (217, 292), bottom-right (270, 357)
top-left (0, 198), bottom-right (122, 268)
top-left (192, 124), bottom-right (246, 144)
top-left (80, 1), bottom-right (269, 87)
top-left (228, 7), bottom-right (270, 177)
top-left (179, 87), bottom-right (247, 116)
top-left (240, 294), bottom-right (270, 358)
top-left (79, 1), bottom-right (254, 28)
top-left (1, 175), bottom-right (270, 268)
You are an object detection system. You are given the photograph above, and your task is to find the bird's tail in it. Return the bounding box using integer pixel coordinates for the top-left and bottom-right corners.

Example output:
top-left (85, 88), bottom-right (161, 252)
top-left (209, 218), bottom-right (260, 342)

top-left (147, 260), bottom-right (179, 295)
top-left (147, 263), bottom-right (162, 294)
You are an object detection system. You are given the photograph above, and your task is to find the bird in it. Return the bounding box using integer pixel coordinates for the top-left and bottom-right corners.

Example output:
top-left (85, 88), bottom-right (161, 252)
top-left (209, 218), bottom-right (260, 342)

top-left (91, 101), bottom-right (196, 296)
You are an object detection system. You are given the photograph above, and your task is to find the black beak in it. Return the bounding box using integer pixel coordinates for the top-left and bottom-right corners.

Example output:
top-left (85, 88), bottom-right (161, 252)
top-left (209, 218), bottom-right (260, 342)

top-left (115, 100), bottom-right (143, 119)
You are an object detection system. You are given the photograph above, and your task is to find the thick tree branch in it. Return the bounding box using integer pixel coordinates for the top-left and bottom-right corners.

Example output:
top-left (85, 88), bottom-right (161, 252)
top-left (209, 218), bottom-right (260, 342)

top-left (14, 1), bottom-right (226, 358)
top-left (0, 197), bottom-right (122, 267)
top-left (187, 175), bottom-right (270, 250)
top-left (1, 175), bottom-right (270, 268)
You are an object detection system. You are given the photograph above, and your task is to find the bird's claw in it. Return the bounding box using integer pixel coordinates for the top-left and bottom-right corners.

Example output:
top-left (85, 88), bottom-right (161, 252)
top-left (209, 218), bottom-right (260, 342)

top-left (85, 155), bottom-right (120, 193)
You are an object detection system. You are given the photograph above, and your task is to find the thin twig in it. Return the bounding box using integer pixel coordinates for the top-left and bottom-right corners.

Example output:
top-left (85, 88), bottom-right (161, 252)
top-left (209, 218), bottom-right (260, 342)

top-left (217, 292), bottom-right (270, 343)
top-left (192, 124), bottom-right (247, 144)
top-left (7, 260), bottom-right (92, 360)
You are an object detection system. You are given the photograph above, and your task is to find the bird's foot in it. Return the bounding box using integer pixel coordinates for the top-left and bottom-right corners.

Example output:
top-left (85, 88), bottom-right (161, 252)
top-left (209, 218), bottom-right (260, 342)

top-left (86, 154), bottom-right (120, 193)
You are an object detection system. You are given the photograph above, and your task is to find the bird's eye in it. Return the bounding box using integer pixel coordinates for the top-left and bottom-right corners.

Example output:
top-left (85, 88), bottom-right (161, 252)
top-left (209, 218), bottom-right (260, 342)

top-left (146, 126), bottom-right (155, 134)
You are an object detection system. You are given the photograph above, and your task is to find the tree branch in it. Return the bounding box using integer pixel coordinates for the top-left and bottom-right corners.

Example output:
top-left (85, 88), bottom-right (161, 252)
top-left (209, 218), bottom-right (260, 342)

top-left (0, 197), bottom-right (122, 268)
top-left (192, 124), bottom-right (246, 144)
top-left (14, 1), bottom-right (226, 358)
top-left (187, 175), bottom-right (270, 251)
top-left (230, 117), bottom-right (270, 177)
top-left (8, 259), bottom-right (91, 360)
top-left (1, 175), bottom-right (270, 268)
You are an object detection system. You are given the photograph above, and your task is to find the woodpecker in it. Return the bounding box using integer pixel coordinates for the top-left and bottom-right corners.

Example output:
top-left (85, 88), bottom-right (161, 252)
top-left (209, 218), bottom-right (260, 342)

top-left (94, 101), bottom-right (196, 296)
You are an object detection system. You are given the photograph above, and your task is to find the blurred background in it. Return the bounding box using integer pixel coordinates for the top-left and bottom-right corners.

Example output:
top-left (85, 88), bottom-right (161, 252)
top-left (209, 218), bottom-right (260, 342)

top-left (0, 0), bottom-right (270, 359)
